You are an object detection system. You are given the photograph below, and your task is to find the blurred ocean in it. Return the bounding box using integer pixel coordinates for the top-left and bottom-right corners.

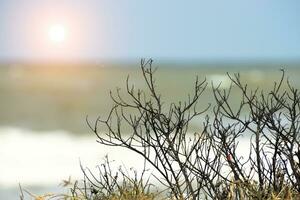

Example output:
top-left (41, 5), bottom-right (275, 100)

top-left (0, 61), bottom-right (299, 199)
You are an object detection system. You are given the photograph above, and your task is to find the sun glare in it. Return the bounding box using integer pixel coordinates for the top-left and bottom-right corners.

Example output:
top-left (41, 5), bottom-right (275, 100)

top-left (48, 24), bottom-right (66, 43)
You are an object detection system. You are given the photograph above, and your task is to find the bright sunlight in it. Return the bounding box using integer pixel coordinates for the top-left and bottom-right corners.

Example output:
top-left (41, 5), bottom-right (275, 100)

top-left (48, 24), bottom-right (66, 43)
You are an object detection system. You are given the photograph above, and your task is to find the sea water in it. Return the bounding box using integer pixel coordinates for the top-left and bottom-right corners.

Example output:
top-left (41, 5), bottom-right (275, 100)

top-left (0, 61), bottom-right (299, 199)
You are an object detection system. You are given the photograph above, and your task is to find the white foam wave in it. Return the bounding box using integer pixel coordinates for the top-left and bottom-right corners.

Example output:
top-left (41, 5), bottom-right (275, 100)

top-left (0, 126), bottom-right (253, 189)
top-left (207, 74), bottom-right (231, 89)
top-left (0, 127), bottom-right (139, 188)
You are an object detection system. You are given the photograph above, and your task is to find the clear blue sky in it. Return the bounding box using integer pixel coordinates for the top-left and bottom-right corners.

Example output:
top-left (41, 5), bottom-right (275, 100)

top-left (0, 0), bottom-right (300, 61)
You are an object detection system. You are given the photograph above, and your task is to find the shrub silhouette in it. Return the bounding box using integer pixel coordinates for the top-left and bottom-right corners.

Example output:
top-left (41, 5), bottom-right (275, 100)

top-left (20, 59), bottom-right (299, 200)
top-left (85, 59), bottom-right (300, 199)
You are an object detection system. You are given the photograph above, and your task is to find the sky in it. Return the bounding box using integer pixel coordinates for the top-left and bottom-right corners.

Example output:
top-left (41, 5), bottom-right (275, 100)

top-left (0, 0), bottom-right (300, 62)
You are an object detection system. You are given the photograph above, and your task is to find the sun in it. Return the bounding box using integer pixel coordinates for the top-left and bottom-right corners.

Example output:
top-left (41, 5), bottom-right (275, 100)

top-left (48, 24), bottom-right (66, 43)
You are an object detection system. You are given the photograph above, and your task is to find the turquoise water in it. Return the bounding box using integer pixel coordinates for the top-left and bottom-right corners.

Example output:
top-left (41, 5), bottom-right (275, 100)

top-left (1, 62), bottom-right (299, 133)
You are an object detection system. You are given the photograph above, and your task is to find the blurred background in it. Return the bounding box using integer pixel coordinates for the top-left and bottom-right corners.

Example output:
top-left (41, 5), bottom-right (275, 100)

top-left (0, 0), bottom-right (300, 199)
